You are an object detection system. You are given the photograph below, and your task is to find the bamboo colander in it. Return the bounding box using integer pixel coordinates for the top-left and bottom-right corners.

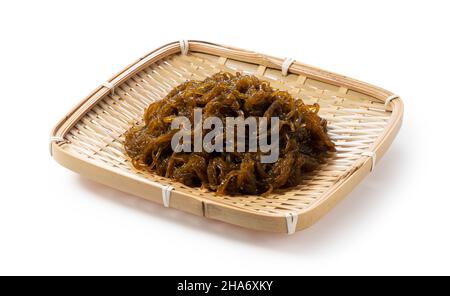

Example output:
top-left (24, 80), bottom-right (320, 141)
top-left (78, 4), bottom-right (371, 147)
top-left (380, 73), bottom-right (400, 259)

top-left (50, 40), bottom-right (403, 234)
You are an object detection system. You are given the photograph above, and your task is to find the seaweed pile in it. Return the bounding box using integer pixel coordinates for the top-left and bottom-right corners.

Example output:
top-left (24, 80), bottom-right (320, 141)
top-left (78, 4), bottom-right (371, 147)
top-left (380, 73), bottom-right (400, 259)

top-left (124, 72), bottom-right (335, 196)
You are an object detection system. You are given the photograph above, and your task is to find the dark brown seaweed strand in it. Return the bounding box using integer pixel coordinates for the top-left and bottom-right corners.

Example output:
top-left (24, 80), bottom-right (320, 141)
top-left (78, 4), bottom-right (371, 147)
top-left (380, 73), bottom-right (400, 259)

top-left (124, 72), bottom-right (335, 196)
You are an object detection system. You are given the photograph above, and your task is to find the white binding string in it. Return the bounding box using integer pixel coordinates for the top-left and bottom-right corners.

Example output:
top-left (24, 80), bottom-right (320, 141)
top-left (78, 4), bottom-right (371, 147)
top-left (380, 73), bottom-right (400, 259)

top-left (285, 213), bottom-right (299, 235)
top-left (281, 57), bottom-right (295, 76)
top-left (385, 94), bottom-right (399, 108)
top-left (49, 136), bottom-right (66, 156)
top-left (162, 185), bottom-right (174, 208)
top-left (101, 82), bottom-right (115, 96)
top-left (362, 151), bottom-right (377, 172)
top-left (179, 40), bottom-right (189, 55)
top-left (50, 136), bottom-right (65, 143)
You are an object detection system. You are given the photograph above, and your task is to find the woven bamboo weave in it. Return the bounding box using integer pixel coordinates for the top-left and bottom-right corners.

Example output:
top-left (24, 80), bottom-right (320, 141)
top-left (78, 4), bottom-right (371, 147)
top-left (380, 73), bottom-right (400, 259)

top-left (51, 41), bottom-right (403, 233)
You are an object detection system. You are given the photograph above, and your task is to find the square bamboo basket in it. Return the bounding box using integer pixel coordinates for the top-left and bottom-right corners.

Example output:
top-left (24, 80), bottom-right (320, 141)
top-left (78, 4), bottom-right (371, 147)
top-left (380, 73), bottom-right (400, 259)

top-left (50, 40), bottom-right (403, 234)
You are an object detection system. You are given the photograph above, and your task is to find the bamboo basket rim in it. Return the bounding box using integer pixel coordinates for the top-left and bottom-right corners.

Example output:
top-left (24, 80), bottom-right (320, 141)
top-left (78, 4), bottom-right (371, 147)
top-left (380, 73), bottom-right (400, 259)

top-left (50, 40), bottom-right (404, 233)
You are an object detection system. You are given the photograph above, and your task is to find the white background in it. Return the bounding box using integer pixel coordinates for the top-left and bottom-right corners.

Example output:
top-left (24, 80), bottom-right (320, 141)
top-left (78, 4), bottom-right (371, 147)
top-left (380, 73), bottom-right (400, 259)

top-left (1, 0), bottom-right (449, 276)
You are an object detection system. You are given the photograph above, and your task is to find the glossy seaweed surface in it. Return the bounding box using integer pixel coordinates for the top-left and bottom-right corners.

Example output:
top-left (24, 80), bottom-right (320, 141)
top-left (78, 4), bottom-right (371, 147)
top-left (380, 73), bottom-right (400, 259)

top-left (124, 72), bottom-right (335, 196)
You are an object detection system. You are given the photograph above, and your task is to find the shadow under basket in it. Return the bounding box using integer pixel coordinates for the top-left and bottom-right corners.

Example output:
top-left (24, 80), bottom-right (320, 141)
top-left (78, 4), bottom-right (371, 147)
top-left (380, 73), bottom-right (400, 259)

top-left (50, 40), bottom-right (403, 234)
